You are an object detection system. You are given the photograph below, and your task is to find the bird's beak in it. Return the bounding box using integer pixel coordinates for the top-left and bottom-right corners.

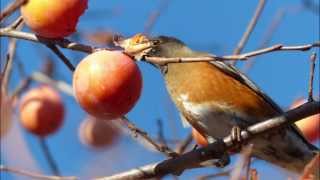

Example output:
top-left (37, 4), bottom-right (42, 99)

top-left (113, 33), bottom-right (159, 60)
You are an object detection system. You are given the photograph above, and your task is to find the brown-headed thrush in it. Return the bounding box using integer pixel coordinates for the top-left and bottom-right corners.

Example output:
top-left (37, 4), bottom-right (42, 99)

top-left (116, 34), bottom-right (319, 173)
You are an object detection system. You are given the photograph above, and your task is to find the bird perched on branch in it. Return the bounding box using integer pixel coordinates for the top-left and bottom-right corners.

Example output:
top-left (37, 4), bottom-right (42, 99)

top-left (116, 34), bottom-right (319, 173)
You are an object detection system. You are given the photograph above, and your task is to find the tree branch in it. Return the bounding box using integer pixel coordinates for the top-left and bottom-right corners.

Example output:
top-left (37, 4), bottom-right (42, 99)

top-left (97, 101), bottom-right (319, 179)
top-left (1, 29), bottom-right (319, 66)
top-left (0, 165), bottom-right (76, 180)
top-left (233, 0), bottom-right (266, 55)
top-left (120, 117), bottom-right (178, 158)
top-left (0, 28), bottom-right (96, 53)
top-left (0, 0), bottom-right (27, 22)
top-left (307, 53), bottom-right (316, 102)
top-left (143, 42), bottom-right (320, 65)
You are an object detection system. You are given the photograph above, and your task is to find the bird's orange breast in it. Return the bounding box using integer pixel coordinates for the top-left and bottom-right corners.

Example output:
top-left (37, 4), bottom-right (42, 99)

top-left (164, 62), bottom-right (278, 121)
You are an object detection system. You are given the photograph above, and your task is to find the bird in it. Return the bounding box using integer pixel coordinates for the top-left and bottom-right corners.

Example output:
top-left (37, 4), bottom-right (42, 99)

top-left (115, 34), bottom-right (319, 173)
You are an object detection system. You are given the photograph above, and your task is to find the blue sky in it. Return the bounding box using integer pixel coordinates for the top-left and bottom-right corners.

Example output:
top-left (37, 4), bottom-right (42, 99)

top-left (1, 0), bottom-right (319, 179)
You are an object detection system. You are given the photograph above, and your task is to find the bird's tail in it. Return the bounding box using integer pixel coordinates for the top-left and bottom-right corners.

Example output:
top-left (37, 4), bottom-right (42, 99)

top-left (251, 127), bottom-right (319, 174)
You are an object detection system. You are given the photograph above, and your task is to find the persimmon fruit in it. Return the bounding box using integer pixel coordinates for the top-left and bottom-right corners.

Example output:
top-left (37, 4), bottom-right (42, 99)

top-left (21, 0), bottom-right (88, 38)
top-left (79, 117), bottom-right (120, 148)
top-left (192, 128), bottom-right (208, 147)
top-left (19, 85), bottom-right (64, 136)
top-left (291, 98), bottom-right (320, 142)
top-left (73, 50), bottom-right (142, 119)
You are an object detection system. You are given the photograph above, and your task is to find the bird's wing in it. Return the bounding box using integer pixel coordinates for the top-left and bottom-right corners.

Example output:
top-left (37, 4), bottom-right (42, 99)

top-left (209, 60), bottom-right (318, 150)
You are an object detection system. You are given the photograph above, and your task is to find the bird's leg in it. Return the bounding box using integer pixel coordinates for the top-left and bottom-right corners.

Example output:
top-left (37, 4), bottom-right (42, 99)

top-left (206, 137), bottom-right (230, 168)
top-left (230, 126), bottom-right (246, 153)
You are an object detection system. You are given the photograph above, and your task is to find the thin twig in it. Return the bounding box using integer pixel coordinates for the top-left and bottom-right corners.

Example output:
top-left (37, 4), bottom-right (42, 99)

top-left (45, 44), bottom-right (75, 72)
top-left (143, 42), bottom-right (320, 65)
top-left (243, 7), bottom-right (286, 72)
top-left (0, 0), bottom-right (27, 22)
top-left (30, 72), bottom-right (74, 96)
top-left (38, 138), bottom-right (60, 176)
top-left (0, 29), bottom-right (96, 53)
top-left (197, 170), bottom-right (231, 180)
top-left (10, 76), bottom-right (31, 98)
top-left (7, 16), bottom-right (24, 29)
top-left (230, 144), bottom-right (253, 180)
top-left (120, 117), bottom-right (178, 158)
top-left (233, 0), bottom-right (266, 56)
top-left (175, 133), bottom-right (193, 154)
top-left (1, 38), bottom-right (18, 96)
top-left (1, 29), bottom-right (319, 64)
top-left (232, 0), bottom-right (266, 66)
top-left (157, 119), bottom-right (168, 147)
top-left (308, 53), bottom-right (316, 102)
top-left (143, 0), bottom-right (170, 34)
top-left (0, 165), bottom-right (77, 180)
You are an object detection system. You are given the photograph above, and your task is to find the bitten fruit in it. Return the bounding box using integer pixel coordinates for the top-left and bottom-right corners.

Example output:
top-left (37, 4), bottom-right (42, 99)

top-left (21, 0), bottom-right (88, 38)
top-left (19, 85), bottom-right (64, 136)
top-left (73, 50), bottom-right (142, 119)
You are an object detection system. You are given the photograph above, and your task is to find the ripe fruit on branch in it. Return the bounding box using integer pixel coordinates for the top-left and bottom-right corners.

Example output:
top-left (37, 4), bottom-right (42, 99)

top-left (79, 117), bottom-right (120, 148)
top-left (21, 0), bottom-right (88, 38)
top-left (73, 50), bottom-right (142, 119)
top-left (19, 85), bottom-right (64, 136)
top-left (291, 98), bottom-right (320, 142)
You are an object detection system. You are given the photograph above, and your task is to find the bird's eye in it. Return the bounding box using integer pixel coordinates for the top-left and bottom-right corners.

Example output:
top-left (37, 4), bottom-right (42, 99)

top-left (151, 39), bottom-right (161, 45)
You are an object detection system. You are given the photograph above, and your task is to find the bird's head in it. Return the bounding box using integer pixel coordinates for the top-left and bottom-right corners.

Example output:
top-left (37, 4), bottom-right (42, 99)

top-left (114, 34), bottom-right (193, 60)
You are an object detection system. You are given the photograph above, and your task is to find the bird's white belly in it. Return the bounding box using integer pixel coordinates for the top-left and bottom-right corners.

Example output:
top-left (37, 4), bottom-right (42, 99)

top-left (178, 95), bottom-right (251, 139)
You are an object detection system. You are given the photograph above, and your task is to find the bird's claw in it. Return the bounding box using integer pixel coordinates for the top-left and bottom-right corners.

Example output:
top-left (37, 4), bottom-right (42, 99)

top-left (214, 153), bottom-right (230, 168)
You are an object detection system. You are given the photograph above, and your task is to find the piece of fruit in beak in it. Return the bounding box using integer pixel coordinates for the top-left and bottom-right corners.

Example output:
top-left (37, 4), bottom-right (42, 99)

top-left (114, 34), bottom-right (155, 60)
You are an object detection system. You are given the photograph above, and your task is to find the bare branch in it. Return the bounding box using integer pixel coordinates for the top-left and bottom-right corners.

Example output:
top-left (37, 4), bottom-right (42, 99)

top-left (0, 165), bottom-right (76, 180)
top-left (0, 0), bottom-right (27, 22)
top-left (1, 29), bottom-right (319, 65)
top-left (308, 53), bottom-right (316, 102)
top-left (144, 42), bottom-right (320, 65)
top-left (7, 16), bottom-right (24, 29)
top-left (0, 29), bottom-right (96, 53)
top-left (98, 101), bottom-right (319, 179)
top-left (243, 7), bottom-right (286, 72)
top-left (175, 133), bottom-right (193, 154)
top-left (143, 0), bottom-right (170, 34)
top-left (233, 0), bottom-right (266, 56)
top-left (230, 144), bottom-right (253, 180)
top-left (120, 117), bottom-right (178, 158)
top-left (39, 138), bottom-right (60, 176)
top-left (30, 72), bottom-right (73, 96)
top-left (46, 44), bottom-right (75, 72)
